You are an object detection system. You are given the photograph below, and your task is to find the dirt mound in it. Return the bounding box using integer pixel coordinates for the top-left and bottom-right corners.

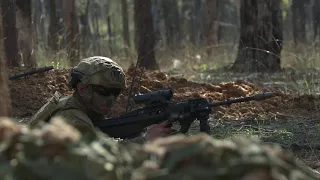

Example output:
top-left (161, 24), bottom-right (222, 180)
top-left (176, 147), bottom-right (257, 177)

top-left (9, 68), bottom-right (72, 117)
top-left (8, 65), bottom-right (320, 119)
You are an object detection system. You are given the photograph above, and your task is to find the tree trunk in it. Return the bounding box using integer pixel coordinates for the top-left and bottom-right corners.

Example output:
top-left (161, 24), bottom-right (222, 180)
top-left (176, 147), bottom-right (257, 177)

top-left (1, 0), bottom-right (21, 67)
top-left (105, 3), bottom-right (114, 55)
top-left (134, 0), bottom-right (159, 70)
top-left (64, 0), bottom-right (80, 66)
top-left (90, 2), bottom-right (101, 55)
top-left (121, 0), bottom-right (130, 51)
top-left (232, 0), bottom-right (283, 73)
top-left (313, 0), bottom-right (320, 40)
top-left (48, 0), bottom-right (60, 51)
top-left (292, 0), bottom-right (307, 44)
top-left (204, 0), bottom-right (220, 56)
top-left (79, 0), bottom-right (91, 58)
top-left (0, 7), bottom-right (12, 117)
top-left (186, 0), bottom-right (204, 46)
top-left (16, 0), bottom-right (37, 68)
top-left (162, 0), bottom-right (181, 49)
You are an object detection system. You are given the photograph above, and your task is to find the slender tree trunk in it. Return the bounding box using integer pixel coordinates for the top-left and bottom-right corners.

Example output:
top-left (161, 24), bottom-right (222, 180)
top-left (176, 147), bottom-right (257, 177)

top-left (79, 0), bottom-right (91, 58)
top-left (48, 0), bottom-right (60, 51)
top-left (313, 0), bottom-right (320, 40)
top-left (64, 0), bottom-right (80, 66)
top-left (0, 7), bottom-right (12, 117)
top-left (105, 3), bottom-right (114, 55)
top-left (162, 0), bottom-right (181, 49)
top-left (204, 0), bottom-right (220, 56)
top-left (121, 0), bottom-right (130, 51)
top-left (1, 0), bottom-right (21, 67)
top-left (292, 0), bottom-right (307, 44)
top-left (90, 2), bottom-right (101, 55)
top-left (16, 0), bottom-right (37, 68)
top-left (134, 0), bottom-right (159, 70)
top-left (232, 0), bottom-right (283, 73)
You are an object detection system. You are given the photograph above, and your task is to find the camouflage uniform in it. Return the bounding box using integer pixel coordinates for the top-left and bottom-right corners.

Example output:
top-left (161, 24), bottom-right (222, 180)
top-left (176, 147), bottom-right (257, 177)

top-left (29, 56), bottom-right (145, 144)
top-left (0, 117), bottom-right (319, 180)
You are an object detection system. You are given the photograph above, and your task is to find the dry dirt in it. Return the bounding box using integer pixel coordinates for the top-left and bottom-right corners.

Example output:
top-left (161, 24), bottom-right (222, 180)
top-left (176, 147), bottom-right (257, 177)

top-left (8, 64), bottom-right (320, 119)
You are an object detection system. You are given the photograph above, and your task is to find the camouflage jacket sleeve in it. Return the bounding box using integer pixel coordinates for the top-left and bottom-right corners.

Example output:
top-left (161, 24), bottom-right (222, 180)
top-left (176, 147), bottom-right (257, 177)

top-left (53, 109), bottom-right (95, 135)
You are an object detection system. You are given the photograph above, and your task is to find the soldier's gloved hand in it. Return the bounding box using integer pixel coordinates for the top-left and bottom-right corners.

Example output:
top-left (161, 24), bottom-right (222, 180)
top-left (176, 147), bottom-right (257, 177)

top-left (145, 121), bottom-right (172, 142)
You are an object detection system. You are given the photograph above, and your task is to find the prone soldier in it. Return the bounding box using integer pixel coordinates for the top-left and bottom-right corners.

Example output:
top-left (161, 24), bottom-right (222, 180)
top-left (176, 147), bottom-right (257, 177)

top-left (29, 56), bottom-right (172, 143)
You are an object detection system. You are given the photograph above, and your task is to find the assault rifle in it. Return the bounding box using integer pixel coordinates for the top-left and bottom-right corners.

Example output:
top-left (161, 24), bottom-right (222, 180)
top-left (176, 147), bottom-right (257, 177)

top-left (9, 66), bottom-right (54, 80)
top-left (93, 89), bottom-right (276, 139)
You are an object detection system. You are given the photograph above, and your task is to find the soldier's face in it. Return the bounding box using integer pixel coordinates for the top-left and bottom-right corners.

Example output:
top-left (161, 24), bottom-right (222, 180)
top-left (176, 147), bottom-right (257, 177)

top-left (89, 85), bottom-right (121, 114)
top-left (78, 83), bottom-right (121, 114)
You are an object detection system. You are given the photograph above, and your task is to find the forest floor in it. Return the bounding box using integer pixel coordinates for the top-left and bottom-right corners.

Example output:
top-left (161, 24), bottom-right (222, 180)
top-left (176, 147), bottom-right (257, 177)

top-left (8, 64), bottom-right (320, 171)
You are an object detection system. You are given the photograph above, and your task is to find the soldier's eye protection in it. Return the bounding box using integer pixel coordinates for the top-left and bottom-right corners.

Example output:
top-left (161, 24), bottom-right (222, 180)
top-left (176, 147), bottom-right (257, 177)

top-left (92, 85), bottom-right (121, 97)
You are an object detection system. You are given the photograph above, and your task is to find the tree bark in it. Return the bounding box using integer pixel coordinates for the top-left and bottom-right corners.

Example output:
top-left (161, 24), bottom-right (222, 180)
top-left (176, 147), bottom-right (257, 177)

top-left (0, 6), bottom-right (12, 117)
top-left (313, 0), bottom-right (320, 40)
top-left (134, 0), bottom-right (159, 70)
top-left (16, 0), bottom-right (37, 68)
top-left (1, 0), bottom-right (21, 67)
top-left (185, 0), bottom-right (204, 46)
top-left (90, 2), bottom-right (101, 55)
top-left (292, 0), bottom-right (307, 44)
top-left (105, 3), bottom-right (114, 55)
top-left (48, 0), bottom-right (60, 51)
top-left (79, 0), bottom-right (91, 58)
top-left (232, 0), bottom-right (283, 73)
top-left (162, 0), bottom-right (181, 49)
top-left (64, 0), bottom-right (80, 66)
top-left (121, 0), bottom-right (130, 51)
top-left (204, 0), bottom-right (220, 56)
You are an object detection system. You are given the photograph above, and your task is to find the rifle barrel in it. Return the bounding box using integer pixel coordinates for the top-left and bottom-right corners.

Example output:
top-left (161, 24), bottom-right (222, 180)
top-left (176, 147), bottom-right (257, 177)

top-left (209, 92), bottom-right (275, 107)
top-left (9, 66), bottom-right (54, 80)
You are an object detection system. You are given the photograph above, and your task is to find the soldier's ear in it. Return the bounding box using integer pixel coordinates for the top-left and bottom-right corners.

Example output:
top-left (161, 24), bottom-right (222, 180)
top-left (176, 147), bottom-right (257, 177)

top-left (76, 83), bottom-right (88, 96)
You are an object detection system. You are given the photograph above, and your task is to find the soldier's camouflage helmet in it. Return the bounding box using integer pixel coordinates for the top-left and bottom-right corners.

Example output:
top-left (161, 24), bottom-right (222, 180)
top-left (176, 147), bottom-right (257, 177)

top-left (68, 56), bottom-right (126, 89)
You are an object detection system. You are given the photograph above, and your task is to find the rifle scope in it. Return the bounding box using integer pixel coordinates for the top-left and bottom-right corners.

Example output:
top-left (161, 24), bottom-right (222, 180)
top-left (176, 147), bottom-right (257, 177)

top-left (134, 89), bottom-right (173, 104)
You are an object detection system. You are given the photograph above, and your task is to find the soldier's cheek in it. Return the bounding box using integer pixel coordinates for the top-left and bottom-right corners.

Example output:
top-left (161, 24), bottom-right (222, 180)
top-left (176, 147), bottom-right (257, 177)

top-left (92, 93), bottom-right (115, 110)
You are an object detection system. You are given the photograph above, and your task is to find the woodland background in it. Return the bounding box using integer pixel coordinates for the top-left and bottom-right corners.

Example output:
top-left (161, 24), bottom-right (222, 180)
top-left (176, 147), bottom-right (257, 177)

top-left (1, 0), bottom-right (318, 73)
